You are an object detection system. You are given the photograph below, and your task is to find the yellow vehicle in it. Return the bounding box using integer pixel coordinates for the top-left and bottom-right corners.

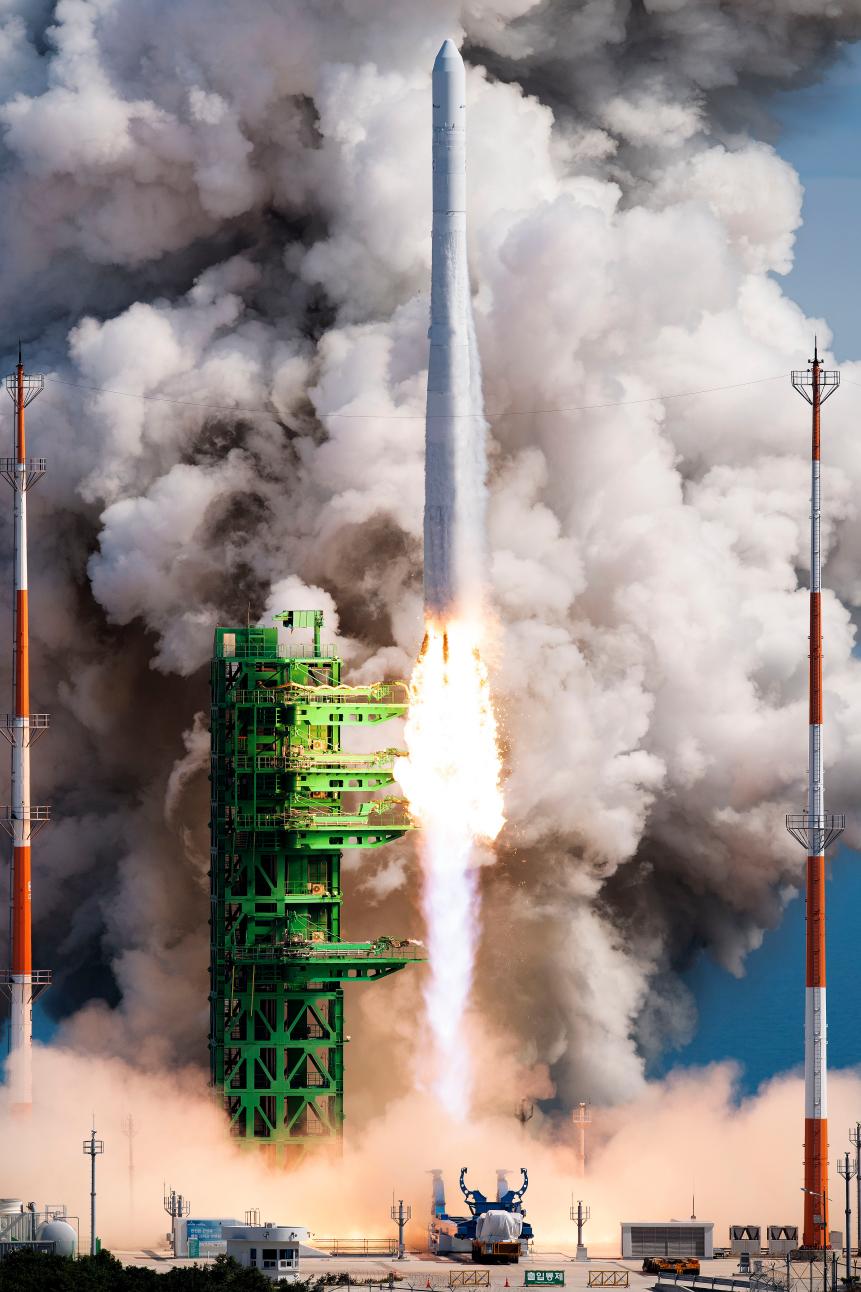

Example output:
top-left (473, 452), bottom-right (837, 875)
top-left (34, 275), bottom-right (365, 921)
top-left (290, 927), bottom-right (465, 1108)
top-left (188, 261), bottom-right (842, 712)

top-left (471, 1239), bottom-right (521, 1264)
top-left (641, 1257), bottom-right (700, 1277)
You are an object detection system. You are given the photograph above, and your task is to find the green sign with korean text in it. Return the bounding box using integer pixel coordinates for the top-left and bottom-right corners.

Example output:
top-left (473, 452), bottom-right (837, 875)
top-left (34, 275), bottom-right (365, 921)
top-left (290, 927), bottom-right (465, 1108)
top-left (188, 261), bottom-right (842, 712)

top-left (525, 1273), bottom-right (565, 1287)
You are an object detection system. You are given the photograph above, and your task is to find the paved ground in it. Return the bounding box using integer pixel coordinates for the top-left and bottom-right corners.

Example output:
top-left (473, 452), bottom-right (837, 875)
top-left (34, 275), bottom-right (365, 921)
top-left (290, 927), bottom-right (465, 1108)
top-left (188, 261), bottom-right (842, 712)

top-left (111, 1250), bottom-right (750, 1286)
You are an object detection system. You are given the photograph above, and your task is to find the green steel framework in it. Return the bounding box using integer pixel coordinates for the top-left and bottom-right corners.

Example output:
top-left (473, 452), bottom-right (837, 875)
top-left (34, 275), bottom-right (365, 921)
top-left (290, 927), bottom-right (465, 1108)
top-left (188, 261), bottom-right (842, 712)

top-left (209, 610), bottom-right (419, 1164)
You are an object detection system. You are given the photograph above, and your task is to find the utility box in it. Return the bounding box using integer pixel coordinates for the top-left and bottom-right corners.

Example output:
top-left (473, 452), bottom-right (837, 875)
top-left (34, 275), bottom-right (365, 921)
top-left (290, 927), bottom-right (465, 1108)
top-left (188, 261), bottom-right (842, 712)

top-left (767, 1226), bottom-right (798, 1256)
top-left (730, 1226), bottom-right (761, 1256)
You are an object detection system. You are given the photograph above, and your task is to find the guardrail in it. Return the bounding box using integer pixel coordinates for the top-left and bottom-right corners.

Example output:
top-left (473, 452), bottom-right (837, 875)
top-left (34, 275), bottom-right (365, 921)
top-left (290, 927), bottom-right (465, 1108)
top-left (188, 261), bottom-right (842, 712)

top-left (232, 802), bottom-right (414, 834)
top-left (231, 941), bottom-right (424, 964)
top-left (0, 968), bottom-right (52, 985)
top-left (653, 1279), bottom-right (755, 1292)
top-left (232, 682), bottom-right (409, 707)
top-left (230, 750), bottom-right (402, 773)
top-left (674, 1278), bottom-right (755, 1289)
top-left (287, 749), bottom-right (404, 771)
top-left (307, 1238), bottom-right (398, 1256)
top-left (221, 644), bottom-right (338, 660)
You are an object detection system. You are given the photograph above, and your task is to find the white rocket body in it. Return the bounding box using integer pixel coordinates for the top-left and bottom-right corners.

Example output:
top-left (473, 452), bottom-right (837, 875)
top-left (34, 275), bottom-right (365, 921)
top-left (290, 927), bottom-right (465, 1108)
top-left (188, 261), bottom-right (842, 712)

top-left (424, 40), bottom-right (487, 617)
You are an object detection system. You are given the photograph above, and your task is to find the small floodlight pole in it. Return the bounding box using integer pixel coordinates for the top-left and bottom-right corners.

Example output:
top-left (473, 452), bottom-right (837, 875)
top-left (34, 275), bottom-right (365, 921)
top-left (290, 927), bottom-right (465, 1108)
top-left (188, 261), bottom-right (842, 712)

top-left (163, 1186), bottom-right (190, 1256)
top-left (788, 343), bottom-right (843, 1250)
top-left (570, 1197), bottom-right (591, 1261)
top-left (83, 1126), bottom-right (104, 1256)
top-left (838, 1154), bottom-right (856, 1283)
top-left (390, 1199), bottom-right (411, 1260)
top-left (163, 1186), bottom-right (191, 1220)
top-left (851, 1125), bottom-right (861, 1258)
top-left (573, 1101), bottom-right (592, 1175)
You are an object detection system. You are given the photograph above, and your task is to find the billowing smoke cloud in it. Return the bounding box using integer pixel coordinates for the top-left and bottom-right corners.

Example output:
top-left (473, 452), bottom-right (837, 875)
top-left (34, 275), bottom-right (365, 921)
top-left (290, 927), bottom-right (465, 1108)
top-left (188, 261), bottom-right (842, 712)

top-left (1, 0), bottom-right (861, 1120)
top-left (6, 1044), bottom-right (861, 1251)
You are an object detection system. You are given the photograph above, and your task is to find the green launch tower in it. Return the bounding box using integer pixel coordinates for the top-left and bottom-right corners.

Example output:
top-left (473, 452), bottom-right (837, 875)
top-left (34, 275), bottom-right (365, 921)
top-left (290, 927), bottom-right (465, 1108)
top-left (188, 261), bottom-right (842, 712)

top-left (209, 610), bottom-right (419, 1163)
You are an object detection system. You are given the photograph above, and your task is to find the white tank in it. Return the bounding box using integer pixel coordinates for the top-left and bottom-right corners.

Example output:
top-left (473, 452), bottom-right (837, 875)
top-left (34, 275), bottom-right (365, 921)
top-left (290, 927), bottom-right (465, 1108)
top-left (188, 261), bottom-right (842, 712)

top-left (475, 1210), bottom-right (523, 1242)
top-left (36, 1219), bottom-right (78, 1257)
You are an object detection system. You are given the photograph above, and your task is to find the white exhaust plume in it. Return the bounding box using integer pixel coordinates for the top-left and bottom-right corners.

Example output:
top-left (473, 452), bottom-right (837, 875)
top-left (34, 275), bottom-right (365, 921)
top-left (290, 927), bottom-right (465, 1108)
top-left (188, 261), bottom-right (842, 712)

top-left (0, 0), bottom-right (860, 1131)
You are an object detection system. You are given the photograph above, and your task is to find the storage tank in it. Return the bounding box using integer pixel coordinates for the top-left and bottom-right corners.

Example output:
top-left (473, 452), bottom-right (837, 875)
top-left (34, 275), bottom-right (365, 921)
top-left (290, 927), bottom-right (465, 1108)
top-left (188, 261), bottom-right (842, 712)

top-left (36, 1219), bottom-right (78, 1257)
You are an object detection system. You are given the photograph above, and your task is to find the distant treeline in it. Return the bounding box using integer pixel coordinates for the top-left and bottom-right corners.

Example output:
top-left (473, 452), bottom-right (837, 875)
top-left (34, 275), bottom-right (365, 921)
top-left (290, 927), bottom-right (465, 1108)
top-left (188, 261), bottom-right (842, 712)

top-left (0, 1249), bottom-right (316, 1290)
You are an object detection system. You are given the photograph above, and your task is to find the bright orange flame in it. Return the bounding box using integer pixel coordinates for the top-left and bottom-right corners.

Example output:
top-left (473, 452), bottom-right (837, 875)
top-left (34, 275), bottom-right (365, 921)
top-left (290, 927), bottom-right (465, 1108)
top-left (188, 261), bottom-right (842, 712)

top-left (396, 618), bottom-right (504, 1116)
top-left (399, 620), bottom-right (504, 839)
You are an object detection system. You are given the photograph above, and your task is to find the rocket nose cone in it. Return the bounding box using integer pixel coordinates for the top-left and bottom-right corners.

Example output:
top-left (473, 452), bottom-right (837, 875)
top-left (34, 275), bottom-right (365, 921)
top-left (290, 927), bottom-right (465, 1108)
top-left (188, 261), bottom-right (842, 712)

top-left (434, 38), bottom-right (463, 67)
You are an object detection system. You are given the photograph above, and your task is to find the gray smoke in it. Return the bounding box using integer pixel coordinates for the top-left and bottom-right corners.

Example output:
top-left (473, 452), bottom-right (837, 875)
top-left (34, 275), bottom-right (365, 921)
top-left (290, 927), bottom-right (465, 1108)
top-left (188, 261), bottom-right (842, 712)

top-left (1, 0), bottom-right (861, 1109)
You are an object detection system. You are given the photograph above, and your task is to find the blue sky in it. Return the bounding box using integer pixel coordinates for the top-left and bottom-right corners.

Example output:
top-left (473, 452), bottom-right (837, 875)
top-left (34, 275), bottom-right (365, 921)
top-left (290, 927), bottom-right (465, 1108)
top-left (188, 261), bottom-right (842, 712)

top-left (652, 851), bottom-right (861, 1089)
top-left (654, 45), bottom-right (861, 1091)
top-left (773, 42), bottom-right (861, 362)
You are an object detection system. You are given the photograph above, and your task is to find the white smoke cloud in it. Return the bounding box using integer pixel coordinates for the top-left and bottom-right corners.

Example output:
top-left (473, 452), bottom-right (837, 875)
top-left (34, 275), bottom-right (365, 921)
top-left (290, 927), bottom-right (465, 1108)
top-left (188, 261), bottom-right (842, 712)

top-left (5, 1043), bottom-right (861, 1252)
top-left (1, 0), bottom-right (861, 1128)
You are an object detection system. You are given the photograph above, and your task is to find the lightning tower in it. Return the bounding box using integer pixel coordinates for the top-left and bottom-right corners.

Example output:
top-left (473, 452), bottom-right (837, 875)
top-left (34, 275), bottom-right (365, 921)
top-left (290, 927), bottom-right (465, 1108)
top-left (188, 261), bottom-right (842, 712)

top-left (787, 343), bottom-right (844, 1249)
top-left (0, 348), bottom-right (50, 1110)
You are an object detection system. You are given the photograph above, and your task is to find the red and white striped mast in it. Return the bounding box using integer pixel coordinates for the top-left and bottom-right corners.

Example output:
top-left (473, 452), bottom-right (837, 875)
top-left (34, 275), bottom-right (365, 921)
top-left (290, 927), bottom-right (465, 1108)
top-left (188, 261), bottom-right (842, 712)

top-left (1, 347), bottom-right (50, 1111)
top-left (787, 342), bottom-right (844, 1250)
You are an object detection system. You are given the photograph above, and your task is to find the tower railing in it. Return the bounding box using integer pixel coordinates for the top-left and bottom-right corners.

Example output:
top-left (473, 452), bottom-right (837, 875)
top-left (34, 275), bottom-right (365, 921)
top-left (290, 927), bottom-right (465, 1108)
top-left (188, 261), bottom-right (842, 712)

top-left (785, 812), bottom-right (846, 853)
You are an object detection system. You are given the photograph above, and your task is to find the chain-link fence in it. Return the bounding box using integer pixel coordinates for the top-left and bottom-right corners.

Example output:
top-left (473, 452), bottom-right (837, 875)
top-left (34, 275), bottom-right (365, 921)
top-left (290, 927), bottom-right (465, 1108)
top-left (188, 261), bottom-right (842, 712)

top-left (750, 1256), bottom-right (841, 1292)
top-left (303, 1275), bottom-right (493, 1292)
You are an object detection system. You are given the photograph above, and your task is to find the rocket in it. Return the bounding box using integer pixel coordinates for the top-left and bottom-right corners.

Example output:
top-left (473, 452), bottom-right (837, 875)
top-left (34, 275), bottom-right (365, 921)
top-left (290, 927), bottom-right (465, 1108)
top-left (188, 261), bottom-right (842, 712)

top-left (424, 40), bottom-right (487, 619)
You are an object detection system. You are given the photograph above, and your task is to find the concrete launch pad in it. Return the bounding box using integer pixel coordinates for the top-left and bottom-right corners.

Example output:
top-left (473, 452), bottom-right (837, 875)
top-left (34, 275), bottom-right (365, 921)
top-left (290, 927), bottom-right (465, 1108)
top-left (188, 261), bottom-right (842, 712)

top-left (108, 1251), bottom-right (749, 1285)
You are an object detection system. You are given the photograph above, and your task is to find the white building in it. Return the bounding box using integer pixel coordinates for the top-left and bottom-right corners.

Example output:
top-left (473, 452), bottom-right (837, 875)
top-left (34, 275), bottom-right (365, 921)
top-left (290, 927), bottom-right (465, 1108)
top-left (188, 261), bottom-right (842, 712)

top-left (621, 1221), bottom-right (714, 1260)
top-left (222, 1224), bottom-right (301, 1281)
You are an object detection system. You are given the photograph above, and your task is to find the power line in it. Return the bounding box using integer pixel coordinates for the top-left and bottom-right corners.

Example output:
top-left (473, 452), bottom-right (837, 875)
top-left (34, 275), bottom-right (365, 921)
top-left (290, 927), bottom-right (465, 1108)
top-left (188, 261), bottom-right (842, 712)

top-left (44, 372), bottom-right (787, 422)
top-left (48, 376), bottom-right (278, 419)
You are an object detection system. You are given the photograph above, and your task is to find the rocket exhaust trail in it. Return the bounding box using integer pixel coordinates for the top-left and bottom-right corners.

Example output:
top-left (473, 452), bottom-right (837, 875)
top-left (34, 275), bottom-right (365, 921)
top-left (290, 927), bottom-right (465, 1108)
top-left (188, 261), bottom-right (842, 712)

top-left (398, 42), bottom-right (503, 1118)
top-left (1, 350), bottom-right (50, 1112)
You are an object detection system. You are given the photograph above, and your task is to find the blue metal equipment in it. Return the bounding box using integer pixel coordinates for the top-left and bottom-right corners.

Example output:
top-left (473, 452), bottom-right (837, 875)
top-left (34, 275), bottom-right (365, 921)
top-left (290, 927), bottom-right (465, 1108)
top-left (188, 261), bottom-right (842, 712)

top-left (427, 1168), bottom-right (533, 1263)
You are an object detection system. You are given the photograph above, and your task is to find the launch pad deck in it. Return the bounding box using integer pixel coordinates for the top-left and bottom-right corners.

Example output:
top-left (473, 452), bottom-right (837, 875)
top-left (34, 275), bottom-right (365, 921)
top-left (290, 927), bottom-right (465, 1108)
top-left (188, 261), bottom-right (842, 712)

top-left (109, 1252), bottom-right (748, 1285)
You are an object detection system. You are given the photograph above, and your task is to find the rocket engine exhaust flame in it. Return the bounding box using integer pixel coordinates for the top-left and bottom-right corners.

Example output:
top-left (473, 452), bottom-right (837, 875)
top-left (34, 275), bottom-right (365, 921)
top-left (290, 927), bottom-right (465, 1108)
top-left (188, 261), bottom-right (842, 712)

top-left (397, 619), bottom-right (504, 1116)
